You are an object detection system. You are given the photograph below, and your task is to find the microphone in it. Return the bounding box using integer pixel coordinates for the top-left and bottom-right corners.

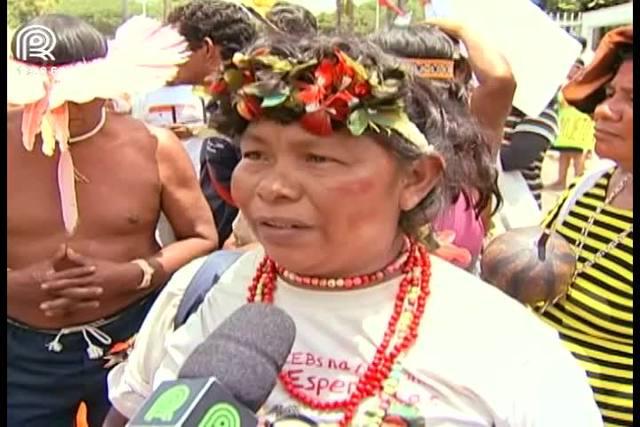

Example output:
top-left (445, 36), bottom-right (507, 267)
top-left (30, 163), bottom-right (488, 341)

top-left (127, 303), bottom-right (296, 427)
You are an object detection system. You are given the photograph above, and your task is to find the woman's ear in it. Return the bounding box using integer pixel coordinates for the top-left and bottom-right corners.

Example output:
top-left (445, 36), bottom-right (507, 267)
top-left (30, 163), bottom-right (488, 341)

top-left (399, 154), bottom-right (445, 212)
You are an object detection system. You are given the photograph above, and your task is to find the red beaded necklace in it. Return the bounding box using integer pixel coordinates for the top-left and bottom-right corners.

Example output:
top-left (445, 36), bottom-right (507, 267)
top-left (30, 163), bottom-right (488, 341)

top-left (277, 236), bottom-right (411, 290)
top-left (246, 238), bottom-right (432, 426)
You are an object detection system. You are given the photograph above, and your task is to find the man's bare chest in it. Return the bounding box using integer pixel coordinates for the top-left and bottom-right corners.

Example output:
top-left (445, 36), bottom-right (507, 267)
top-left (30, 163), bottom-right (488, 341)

top-left (8, 146), bottom-right (162, 235)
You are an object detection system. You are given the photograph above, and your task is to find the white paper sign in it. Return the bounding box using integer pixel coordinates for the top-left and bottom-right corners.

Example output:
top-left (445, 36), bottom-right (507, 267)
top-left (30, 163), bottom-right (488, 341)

top-left (426, 0), bottom-right (582, 117)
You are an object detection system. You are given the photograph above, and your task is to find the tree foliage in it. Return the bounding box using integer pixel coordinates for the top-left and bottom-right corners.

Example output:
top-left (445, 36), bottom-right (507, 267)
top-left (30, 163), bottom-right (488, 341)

top-left (318, 0), bottom-right (425, 35)
top-left (542, 0), bottom-right (629, 12)
top-left (8, 0), bottom-right (173, 35)
top-left (53, 0), bottom-right (164, 36)
top-left (8, 0), bottom-right (60, 29)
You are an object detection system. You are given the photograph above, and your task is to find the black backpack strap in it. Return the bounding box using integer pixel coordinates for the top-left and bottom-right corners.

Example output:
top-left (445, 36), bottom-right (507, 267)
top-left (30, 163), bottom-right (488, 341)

top-left (174, 250), bottom-right (243, 328)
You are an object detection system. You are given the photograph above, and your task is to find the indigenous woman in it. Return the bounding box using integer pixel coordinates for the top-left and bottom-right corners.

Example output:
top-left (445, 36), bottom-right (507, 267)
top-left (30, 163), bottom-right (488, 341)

top-left (536, 26), bottom-right (633, 426)
top-left (120, 34), bottom-right (601, 426)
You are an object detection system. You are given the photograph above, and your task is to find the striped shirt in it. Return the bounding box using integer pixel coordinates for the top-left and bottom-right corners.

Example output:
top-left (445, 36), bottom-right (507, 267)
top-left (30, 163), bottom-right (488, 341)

top-left (502, 104), bottom-right (559, 208)
top-left (540, 170), bottom-right (633, 426)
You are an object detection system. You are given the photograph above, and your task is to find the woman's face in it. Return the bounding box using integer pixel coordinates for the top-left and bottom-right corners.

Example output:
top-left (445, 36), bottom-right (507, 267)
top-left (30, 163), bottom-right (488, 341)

top-left (232, 120), bottom-right (440, 277)
top-left (593, 59), bottom-right (633, 170)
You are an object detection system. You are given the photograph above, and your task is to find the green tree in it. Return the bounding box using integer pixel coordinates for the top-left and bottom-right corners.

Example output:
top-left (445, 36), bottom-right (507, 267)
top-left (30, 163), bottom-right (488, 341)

top-left (346, 0), bottom-right (355, 29)
top-left (336, 0), bottom-right (344, 32)
top-left (52, 0), bottom-right (164, 36)
top-left (543, 0), bottom-right (629, 11)
top-left (316, 0), bottom-right (426, 35)
top-left (8, 0), bottom-right (60, 28)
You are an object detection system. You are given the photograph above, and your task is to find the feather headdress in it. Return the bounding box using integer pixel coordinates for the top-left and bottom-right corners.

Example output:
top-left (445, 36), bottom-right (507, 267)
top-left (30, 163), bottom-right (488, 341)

top-left (8, 16), bottom-right (190, 234)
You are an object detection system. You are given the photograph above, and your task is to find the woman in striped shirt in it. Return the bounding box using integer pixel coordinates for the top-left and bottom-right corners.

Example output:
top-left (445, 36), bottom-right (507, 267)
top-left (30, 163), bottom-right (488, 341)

top-left (538, 26), bottom-right (632, 426)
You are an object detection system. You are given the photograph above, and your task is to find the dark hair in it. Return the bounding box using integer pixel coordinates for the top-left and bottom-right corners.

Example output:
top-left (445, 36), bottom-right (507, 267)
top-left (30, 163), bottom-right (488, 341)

top-left (211, 34), bottom-right (499, 234)
top-left (574, 35), bottom-right (587, 51)
top-left (266, 2), bottom-right (318, 37)
top-left (369, 25), bottom-right (500, 218)
top-left (575, 58), bottom-right (585, 67)
top-left (614, 43), bottom-right (633, 69)
top-left (167, 0), bottom-right (257, 61)
top-left (11, 14), bottom-right (107, 66)
top-left (369, 25), bottom-right (471, 104)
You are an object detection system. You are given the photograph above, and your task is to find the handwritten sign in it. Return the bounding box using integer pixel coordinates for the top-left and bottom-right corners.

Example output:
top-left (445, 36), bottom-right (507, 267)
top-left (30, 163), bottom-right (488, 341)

top-left (426, 0), bottom-right (582, 117)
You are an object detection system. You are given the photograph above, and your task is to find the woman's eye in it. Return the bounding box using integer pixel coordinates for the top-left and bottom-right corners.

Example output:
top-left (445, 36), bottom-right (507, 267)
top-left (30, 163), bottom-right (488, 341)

top-left (306, 154), bottom-right (334, 163)
top-left (242, 151), bottom-right (263, 160)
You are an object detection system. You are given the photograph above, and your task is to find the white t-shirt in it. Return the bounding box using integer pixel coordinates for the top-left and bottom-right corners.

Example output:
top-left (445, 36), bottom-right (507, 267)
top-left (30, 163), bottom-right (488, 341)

top-left (131, 85), bottom-right (207, 174)
top-left (107, 256), bottom-right (206, 417)
top-left (112, 247), bottom-right (603, 426)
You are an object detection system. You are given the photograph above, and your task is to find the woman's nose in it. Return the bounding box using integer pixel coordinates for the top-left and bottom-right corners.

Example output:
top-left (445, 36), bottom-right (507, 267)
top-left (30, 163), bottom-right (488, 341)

top-left (594, 97), bottom-right (620, 122)
top-left (256, 169), bottom-right (301, 203)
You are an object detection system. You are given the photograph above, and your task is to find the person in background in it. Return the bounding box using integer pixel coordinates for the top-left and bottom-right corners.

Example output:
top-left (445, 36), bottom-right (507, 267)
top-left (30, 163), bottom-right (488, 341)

top-left (537, 26), bottom-right (633, 426)
top-left (7, 15), bottom-right (217, 427)
top-left (265, 1), bottom-right (318, 37)
top-left (499, 100), bottom-right (559, 210)
top-left (548, 58), bottom-right (596, 189)
top-left (148, 0), bottom-right (258, 246)
top-left (371, 21), bottom-right (514, 270)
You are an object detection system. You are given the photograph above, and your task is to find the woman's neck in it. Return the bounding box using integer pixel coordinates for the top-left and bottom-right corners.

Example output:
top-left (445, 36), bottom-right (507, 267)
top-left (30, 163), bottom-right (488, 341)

top-left (279, 233), bottom-right (409, 291)
top-left (610, 166), bottom-right (633, 210)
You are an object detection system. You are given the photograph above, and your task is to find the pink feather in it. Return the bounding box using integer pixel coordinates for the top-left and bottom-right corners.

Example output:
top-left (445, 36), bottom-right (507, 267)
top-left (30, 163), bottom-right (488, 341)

top-left (58, 149), bottom-right (78, 234)
top-left (50, 104), bottom-right (70, 149)
top-left (20, 95), bottom-right (49, 151)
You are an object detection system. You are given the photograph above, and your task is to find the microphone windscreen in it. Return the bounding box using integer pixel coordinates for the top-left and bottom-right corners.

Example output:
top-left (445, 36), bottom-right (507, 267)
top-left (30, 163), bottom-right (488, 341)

top-left (178, 303), bottom-right (296, 412)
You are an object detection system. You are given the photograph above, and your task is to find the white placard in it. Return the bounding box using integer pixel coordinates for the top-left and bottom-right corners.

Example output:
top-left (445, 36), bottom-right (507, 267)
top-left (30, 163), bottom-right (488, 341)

top-left (426, 0), bottom-right (582, 117)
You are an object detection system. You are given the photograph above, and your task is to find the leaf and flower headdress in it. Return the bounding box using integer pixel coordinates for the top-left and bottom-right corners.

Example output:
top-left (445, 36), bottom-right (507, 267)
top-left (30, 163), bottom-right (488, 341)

top-left (8, 16), bottom-right (190, 234)
top-left (208, 43), bottom-right (434, 154)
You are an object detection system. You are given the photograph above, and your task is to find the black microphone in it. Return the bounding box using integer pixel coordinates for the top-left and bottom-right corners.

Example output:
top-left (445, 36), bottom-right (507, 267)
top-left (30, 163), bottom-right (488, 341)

top-left (127, 303), bottom-right (296, 427)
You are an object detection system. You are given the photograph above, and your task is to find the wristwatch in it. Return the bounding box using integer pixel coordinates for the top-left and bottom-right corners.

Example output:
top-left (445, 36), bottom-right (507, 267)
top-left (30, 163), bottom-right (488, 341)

top-left (130, 259), bottom-right (155, 290)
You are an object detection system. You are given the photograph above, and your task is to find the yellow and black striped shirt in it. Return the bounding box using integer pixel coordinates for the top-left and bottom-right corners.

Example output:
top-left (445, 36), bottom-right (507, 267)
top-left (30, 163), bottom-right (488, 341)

top-left (540, 169), bottom-right (633, 426)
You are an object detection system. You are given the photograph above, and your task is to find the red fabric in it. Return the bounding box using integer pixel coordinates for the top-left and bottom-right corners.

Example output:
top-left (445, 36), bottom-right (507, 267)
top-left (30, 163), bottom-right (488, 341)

top-left (206, 163), bottom-right (236, 207)
top-left (378, 0), bottom-right (406, 16)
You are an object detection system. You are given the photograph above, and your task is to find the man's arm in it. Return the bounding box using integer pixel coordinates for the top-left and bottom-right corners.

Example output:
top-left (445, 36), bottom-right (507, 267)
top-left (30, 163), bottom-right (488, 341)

top-left (147, 126), bottom-right (218, 286)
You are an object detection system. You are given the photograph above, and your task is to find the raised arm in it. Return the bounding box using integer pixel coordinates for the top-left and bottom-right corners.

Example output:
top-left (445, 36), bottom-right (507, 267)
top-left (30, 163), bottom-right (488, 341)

top-left (425, 18), bottom-right (516, 155)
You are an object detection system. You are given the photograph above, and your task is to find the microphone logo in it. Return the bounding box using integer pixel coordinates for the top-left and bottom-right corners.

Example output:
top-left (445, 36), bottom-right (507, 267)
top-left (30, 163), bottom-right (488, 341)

top-left (143, 384), bottom-right (191, 422)
top-left (200, 402), bottom-right (241, 427)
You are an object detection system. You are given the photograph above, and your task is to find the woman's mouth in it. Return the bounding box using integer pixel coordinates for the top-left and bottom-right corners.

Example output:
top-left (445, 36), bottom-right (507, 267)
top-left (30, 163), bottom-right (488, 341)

top-left (254, 217), bottom-right (313, 244)
top-left (256, 216), bottom-right (311, 229)
top-left (595, 127), bottom-right (618, 141)
top-left (262, 221), bottom-right (304, 229)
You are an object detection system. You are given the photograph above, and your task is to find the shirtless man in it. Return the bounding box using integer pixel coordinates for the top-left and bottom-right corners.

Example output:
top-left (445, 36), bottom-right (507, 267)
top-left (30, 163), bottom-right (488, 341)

top-left (7, 14), bottom-right (217, 427)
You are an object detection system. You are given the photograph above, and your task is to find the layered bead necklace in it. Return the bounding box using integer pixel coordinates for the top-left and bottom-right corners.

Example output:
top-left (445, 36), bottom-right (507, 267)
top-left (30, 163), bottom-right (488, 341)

top-left (246, 238), bottom-right (432, 426)
top-left (572, 170), bottom-right (633, 281)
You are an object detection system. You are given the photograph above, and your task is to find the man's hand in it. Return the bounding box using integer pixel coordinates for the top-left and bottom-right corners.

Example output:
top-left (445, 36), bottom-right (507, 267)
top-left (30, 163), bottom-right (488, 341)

top-left (39, 248), bottom-right (144, 317)
top-left (167, 124), bottom-right (194, 140)
top-left (8, 245), bottom-right (96, 305)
